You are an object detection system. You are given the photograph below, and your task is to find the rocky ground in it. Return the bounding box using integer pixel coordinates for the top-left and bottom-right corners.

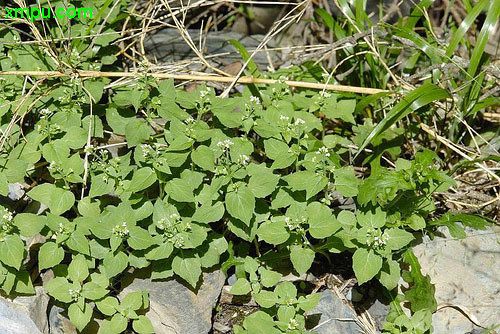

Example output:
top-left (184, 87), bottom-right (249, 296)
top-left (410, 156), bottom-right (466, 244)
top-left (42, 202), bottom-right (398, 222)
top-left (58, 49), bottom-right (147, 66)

top-left (1, 224), bottom-right (498, 334)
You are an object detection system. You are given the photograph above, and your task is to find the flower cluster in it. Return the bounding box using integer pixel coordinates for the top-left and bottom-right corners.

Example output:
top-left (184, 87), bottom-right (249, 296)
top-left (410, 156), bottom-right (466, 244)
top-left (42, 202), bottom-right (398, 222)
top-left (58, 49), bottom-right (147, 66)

top-left (0, 208), bottom-right (14, 236)
top-left (317, 146), bottom-right (330, 157)
top-left (199, 88), bottom-right (210, 99)
top-left (141, 143), bottom-right (167, 159)
top-left (68, 288), bottom-right (81, 302)
top-left (284, 216), bottom-right (307, 233)
top-left (287, 318), bottom-right (299, 330)
top-left (238, 154), bottom-right (250, 166)
top-left (157, 213), bottom-right (191, 248)
top-left (216, 139), bottom-right (234, 151)
top-left (40, 108), bottom-right (52, 119)
top-left (184, 116), bottom-right (195, 124)
top-left (366, 228), bottom-right (389, 248)
top-left (112, 222), bottom-right (129, 238)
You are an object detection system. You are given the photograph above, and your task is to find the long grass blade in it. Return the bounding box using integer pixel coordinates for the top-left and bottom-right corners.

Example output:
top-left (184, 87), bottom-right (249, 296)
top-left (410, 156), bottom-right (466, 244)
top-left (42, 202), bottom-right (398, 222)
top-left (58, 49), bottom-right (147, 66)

top-left (445, 0), bottom-right (489, 57)
top-left (355, 84), bottom-right (451, 159)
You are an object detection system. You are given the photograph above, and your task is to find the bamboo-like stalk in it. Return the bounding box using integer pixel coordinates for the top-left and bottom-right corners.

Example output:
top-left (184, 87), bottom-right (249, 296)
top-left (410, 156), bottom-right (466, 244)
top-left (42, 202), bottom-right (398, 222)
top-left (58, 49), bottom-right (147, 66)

top-left (0, 70), bottom-right (390, 95)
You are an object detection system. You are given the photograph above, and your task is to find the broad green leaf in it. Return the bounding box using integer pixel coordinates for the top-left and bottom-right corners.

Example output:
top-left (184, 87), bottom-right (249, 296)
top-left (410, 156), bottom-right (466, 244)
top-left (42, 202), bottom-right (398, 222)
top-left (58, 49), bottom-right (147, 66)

top-left (27, 183), bottom-right (53, 205)
top-left (13, 213), bottom-right (46, 237)
top-left (96, 296), bottom-right (119, 316)
top-left (78, 197), bottom-right (101, 217)
top-left (248, 168), bottom-right (280, 198)
top-left (225, 186), bottom-right (255, 226)
top-left (98, 313), bottom-right (128, 334)
top-left (39, 242), bottom-right (64, 271)
top-left (133, 316), bottom-right (155, 334)
top-left (45, 277), bottom-right (73, 303)
top-left (257, 221), bottom-right (289, 245)
top-left (402, 249), bottom-right (437, 312)
top-left (385, 228), bottom-right (414, 250)
top-left (243, 311), bottom-right (280, 334)
top-left (307, 202), bottom-right (340, 238)
top-left (66, 231), bottom-right (90, 256)
top-left (259, 268), bottom-right (282, 288)
top-left (297, 293), bottom-right (321, 311)
top-left (0, 235), bottom-right (25, 270)
top-left (357, 208), bottom-right (386, 228)
top-left (165, 178), bottom-right (195, 202)
top-left (68, 254), bottom-right (89, 283)
top-left (0, 173), bottom-right (9, 196)
top-left (284, 171), bottom-right (327, 200)
top-left (49, 188), bottom-right (75, 215)
top-left (352, 248), bottom-right (382, 285)
top-left (377, 259), bottom-right (400, 290)
top-left (125, 119), bottom-right (150, 147)
top-left (191, 145), bottom-right (215, 171)
top-left (230, 278), bottom-right (251, 295)
top-left (192, 202), bottom-right (225, 223)
top-left (254, 290), bottom-right (278, 308)
top-left (128, 226), bottom-right (156, 250)
top-left (82, 282), bottom-right (108, 300)
top-left (172, 254), bottom-right (201, 288)
top-left (334, 166), bottom-right (360, 197)
top-left (121, 291), bottom-right (144, 311)
top-left (102, 251), bottom-right (128, 278)
top-left (68, 302), bottom-right (93, 332)
top-left (264, 139), bottom-right (295, 169)
top-left (275, 281), bottom-right (297, 300)
top-left (290, 245), bottom-right (315, 275)
top-left (126, 167), bottom-right (157, 192)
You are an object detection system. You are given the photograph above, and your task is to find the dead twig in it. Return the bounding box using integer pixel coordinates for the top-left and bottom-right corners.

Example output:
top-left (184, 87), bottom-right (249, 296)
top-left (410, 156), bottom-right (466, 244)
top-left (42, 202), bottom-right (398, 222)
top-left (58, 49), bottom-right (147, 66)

top-left (0, 70), bottom-right (389, 94)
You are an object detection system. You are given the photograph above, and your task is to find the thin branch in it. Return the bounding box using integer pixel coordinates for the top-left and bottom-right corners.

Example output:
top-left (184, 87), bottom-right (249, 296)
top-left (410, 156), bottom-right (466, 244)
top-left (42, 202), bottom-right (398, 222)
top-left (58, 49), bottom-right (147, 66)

top-left (0, 70), bottom-right (388, 95)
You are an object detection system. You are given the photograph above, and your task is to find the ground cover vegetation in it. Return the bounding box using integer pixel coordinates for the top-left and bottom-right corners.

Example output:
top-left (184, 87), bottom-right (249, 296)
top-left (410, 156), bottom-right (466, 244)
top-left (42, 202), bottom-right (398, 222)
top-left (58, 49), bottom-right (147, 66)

top-left (0, 0), bottom-right (499, 333)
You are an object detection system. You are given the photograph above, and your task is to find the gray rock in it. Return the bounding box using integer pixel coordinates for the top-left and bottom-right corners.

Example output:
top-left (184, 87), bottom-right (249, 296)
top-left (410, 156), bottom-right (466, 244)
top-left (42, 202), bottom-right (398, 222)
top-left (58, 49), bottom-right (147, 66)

top-left (309, 289), bottom-right (362, 333)
top-left (48, 305), bottom-right (100, 334)
top-left (366, 299), bottom-right (390, 331)
top-left (8, 183), bottom-right (25, 201)
top-left (145, 29), bottom-right (277, 69)
top-left (48, 305), bottom-right (77, 334)
top-left (120, 270), bottom-right (226, 334)
top-left (0, 287), bottom-right (49, 334)
top-left (411, 226), bottom-right (500, 333)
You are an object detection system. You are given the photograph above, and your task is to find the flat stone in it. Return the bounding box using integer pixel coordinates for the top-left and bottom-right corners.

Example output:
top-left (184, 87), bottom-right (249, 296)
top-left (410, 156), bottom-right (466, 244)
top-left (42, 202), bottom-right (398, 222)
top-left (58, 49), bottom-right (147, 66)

top-left (120, 269), bottom-right (225, 334)
top-left (144, 29), bottom-right (277, 69)
top-left (48, 305), bottom-right (77, 334)
top-left (308, 289), bottom-right (362, 333)
top-left (411, 226), bottom-right (500, 333)
top-left (0, 287), bottom-right (48, 334)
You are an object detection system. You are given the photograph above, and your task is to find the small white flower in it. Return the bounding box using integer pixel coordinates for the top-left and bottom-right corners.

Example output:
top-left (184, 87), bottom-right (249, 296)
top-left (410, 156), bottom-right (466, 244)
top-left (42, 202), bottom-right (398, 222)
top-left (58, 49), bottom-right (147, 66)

top-left (294, 118), bottom-right (305, 126)
top-left (2, 209), bottom-right (13, 222)
top-left (319, 91), bottom-right (331, 98)
top-left (280, 115), bottom-right (289, 121)
top-left (184, 117), bottom-right (194, 124)
top-left (317, 146), bottom-right (330, 157)
top-left (287, 318), bottom-right (298, 330)
top-left (199, 88), bottom-right (210, 98)
top-left (249, 96), bottom-right (260, 105)
top-left (239, 154), bottom-right (250, 166)
top-left (216, 139), bottom-right (234, 150)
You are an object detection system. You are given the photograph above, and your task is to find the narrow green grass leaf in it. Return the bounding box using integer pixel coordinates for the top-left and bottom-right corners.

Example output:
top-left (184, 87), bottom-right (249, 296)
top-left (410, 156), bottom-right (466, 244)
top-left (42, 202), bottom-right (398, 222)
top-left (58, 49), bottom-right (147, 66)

top-left (445, 0), bottom-right (489, 56)
top-left (467, 0), bottom-right (500, 78)
top-left (228, 40), bottom-right (260, 77)
top-left (355, 83), bottom-right (451, 158)
top-left (315, 9), bottom-right (334, 30)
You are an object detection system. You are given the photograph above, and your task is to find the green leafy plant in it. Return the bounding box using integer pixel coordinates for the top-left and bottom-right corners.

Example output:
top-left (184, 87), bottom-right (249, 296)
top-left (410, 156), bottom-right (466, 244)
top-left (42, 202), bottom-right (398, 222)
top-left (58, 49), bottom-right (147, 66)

top-left (0, 0), bottom-right (498, 333)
